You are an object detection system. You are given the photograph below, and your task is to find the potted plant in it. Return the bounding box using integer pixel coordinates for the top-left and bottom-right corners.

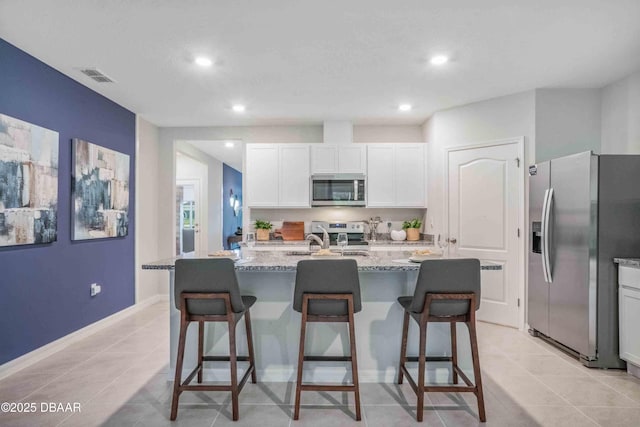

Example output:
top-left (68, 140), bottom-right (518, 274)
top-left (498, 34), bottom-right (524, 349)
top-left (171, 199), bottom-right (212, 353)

top-left (254, 220), bottom-right (272, 241)
top-left (402, 218), bottom-right (422, 241)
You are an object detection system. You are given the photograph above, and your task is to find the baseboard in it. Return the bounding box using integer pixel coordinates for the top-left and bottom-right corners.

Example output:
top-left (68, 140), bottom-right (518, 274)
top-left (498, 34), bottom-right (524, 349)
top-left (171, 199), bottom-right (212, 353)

top-left (0, 293), bottom-right (168, 381)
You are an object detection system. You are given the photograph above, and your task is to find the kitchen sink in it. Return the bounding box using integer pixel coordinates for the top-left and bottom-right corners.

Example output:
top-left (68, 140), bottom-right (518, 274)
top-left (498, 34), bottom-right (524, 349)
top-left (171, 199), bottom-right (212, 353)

top-left (285, 250), bottom-right (370, 257)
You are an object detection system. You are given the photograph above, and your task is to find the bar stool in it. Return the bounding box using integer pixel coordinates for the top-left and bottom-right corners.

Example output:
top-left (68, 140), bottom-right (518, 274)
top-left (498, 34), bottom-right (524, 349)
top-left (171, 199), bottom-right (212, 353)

top-left (397, 258), bottom-right (486, 422)
top-left (170, 258), bottom-right (257, 421)
top-left (293, 259), bottom-right (362, 421)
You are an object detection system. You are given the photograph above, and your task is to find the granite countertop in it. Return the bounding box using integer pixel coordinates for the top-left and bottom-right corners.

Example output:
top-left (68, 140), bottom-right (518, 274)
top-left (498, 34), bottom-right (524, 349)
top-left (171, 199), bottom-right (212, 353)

top-left (614, 258), bottom-right (640, 267)
top-left (143, 250), bottom-right (502, 272)
top-left (252, 239), bottom-right (433, 246)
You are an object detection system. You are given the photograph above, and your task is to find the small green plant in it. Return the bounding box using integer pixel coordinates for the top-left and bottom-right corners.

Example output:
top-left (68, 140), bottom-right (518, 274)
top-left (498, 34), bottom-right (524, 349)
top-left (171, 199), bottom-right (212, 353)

top-left (402, 218), bottom-right (422, 229)
top-left (254, 220), bottom-right (273, 230)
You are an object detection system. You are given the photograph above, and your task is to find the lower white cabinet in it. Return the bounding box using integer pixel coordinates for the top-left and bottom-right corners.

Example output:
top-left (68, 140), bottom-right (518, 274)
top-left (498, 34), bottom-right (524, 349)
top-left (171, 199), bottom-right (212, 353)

top-left (246, 144), bottom-right (310, 208)
top-left (619, 265), bottom-right (640, 367)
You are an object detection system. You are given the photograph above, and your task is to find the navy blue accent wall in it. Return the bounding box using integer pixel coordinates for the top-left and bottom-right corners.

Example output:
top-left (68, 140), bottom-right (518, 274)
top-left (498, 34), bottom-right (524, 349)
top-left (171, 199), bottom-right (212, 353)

top-left (222, 164), bottom-right (242, 249)
top-left (0, 39), bottom-right (136, 364)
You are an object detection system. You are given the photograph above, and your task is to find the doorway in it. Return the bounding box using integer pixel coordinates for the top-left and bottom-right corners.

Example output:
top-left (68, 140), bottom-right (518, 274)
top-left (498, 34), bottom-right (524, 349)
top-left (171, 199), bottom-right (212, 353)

top-left (176, 152), bottom-right (207, 255)
top-left (445, 138), bottom-right (525, 328)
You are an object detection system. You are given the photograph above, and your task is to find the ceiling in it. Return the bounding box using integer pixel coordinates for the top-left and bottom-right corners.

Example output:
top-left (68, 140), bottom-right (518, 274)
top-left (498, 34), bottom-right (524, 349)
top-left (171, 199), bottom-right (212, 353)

top-left (185, 140), bottom-right (244, 171)
top-left (1, 1), bottom-right (639, 127)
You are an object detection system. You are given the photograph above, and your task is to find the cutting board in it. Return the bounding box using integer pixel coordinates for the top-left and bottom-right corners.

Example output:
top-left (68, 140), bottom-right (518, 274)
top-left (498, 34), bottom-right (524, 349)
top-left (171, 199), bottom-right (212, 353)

top-left (274, 221), bottom-right (305, 241)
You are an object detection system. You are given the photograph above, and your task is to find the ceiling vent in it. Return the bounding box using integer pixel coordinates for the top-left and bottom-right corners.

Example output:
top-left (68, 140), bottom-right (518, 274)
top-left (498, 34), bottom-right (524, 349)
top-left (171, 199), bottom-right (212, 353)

top-left (78, 68), bottom-right (115, 83)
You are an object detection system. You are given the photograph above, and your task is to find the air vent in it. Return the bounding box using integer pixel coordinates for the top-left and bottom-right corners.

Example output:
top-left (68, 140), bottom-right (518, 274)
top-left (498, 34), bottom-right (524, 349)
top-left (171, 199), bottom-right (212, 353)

top-left (78, 68), bottom-right (115, 83)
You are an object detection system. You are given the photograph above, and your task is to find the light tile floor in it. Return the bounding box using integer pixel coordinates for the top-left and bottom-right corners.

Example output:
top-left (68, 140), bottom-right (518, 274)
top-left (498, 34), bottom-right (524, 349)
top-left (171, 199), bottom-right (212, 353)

top-left (2, 302), bottom-right (640, 426)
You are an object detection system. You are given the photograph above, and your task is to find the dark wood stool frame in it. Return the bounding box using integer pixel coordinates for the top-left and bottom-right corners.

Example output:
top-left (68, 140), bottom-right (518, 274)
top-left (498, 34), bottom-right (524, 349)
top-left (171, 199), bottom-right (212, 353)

top-left (170, 292), bottom-right (257, 421)
top-left (294, 293), bottom-right (361, 421)
top-left (398, 293), bottom-right (486, 422)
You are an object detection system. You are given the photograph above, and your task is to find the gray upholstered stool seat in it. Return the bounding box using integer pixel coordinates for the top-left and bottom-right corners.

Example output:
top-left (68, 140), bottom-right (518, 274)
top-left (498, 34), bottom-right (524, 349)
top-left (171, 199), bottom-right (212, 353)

top-left (170, 258), bottom-right (257, 422)
top-left (397, 258), bottom-right (486, 423)
top-left (293, 259), bottom-right (362, 421)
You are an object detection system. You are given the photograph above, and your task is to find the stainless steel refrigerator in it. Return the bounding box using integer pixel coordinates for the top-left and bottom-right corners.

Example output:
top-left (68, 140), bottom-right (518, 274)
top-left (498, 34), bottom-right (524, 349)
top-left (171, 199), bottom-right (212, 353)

top-left (528, 151), bottom-right (640, 368)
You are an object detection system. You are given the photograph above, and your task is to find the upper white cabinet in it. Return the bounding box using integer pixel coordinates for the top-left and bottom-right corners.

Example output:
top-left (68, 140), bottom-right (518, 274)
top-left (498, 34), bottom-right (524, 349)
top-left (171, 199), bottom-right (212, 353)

top-left (311, 145), bottom-right (366, 174)
top-left (366, 143), bottom-right (426, 208)
top-left (279, 145), bottom-right (311, 207)
top-left (246, 144), bottom-right (310, 208)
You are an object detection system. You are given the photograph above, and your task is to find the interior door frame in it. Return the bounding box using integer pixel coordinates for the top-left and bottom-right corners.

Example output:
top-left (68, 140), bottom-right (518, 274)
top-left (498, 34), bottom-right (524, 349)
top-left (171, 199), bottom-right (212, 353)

top-left (443, 137), bottom-right (526, 330)
top-left (176, 178), bottom-right (204, 255)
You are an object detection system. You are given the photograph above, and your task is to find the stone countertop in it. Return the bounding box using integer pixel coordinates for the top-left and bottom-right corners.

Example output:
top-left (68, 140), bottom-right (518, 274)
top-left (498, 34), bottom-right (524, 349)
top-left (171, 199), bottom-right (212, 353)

top-left (143, 250), bottom-right (502, 272)
top-left (252, 240), bottom-right (434, 246)
top-left (614, 258), bottom-right (640, 267)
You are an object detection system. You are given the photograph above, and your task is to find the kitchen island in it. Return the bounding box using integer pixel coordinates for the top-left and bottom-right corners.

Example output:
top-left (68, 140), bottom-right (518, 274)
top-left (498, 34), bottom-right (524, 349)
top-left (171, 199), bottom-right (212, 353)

top-left (143, 249), bottom-right (501, 383)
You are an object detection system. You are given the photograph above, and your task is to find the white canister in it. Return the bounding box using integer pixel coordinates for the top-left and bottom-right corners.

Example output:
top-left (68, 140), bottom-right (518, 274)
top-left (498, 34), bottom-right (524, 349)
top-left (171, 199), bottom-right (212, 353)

top-left (390, 229), bottom-right (406, 241)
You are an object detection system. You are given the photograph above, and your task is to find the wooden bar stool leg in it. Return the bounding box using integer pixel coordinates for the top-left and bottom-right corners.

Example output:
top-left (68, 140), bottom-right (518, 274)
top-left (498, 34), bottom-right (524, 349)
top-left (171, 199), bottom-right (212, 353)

top-left (244, 310), bottom-right (257, 383)
top-left (398, 310), bottom-right (410, 384)
top-left (468, 317), bottom-right (486, 422)
top-left (197, 320), bottom-right (204, 383)
top-left (170, 317), bottom-right (189, 421)
top-left (417, 322), bottom-right (427, 422)
top-left (294, 297), bottom-right (309, 420)
top-left (228, 317), bottom-right (239, 421)
top-left (347, 296), bottom-right (361, 421)
top-left (451, 322), bottom-right (458, 385)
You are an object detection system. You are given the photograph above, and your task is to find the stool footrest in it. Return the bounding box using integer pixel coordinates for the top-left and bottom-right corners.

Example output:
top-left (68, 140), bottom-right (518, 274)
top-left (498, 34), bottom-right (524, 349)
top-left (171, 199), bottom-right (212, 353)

top-left (406, 356), bottom-right (453, 362)
top-left (303, 355), bottom-right (352, 362)
top-left (300, 384), bottom-right (356, 392)
top-left (203, 355), bottom-right (251, 362)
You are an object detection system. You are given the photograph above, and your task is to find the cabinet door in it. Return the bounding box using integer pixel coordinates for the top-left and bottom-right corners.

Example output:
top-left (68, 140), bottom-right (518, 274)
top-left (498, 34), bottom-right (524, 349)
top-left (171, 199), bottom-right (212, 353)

top-left (366, 145), bottom-right (395, 206)
top-left (338, 145), bottom-right (366, 173)
top-left (246, 144), bottom-right (279, 207)
top-left (620, 286), bottom-right (640, 366)
top-left (395, 144), bottom-right (426, 207)
top-left (311, 145), bottom-right (338, 174)
top-left (279, 145), bottom-right (310, 207)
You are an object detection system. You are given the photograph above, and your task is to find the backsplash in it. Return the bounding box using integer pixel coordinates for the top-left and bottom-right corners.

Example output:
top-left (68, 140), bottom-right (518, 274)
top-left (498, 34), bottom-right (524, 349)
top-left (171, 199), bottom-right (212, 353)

top-left (249, 207), bottom-right (427, 234)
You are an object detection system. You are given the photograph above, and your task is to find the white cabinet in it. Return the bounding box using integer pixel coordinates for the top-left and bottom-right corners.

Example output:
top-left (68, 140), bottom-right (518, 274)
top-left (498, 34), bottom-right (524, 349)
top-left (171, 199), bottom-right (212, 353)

top-left (311, 145), bottom-right (366, 174)
top-left (246, 144), bottom-right (310, 208)
top-left (279, 145), bottom-right (310, 207)
top-left (366, 144), bottom-right (426, 207)
top-left (619, 265), bottom-right (640, 368)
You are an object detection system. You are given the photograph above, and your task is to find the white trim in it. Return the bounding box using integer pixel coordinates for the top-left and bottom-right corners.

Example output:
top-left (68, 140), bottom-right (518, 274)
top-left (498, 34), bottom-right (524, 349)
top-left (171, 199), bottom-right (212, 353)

top-left (443, 137), bottom-right (527, 331)
top-left (0, 295), bottom-right (168, 381)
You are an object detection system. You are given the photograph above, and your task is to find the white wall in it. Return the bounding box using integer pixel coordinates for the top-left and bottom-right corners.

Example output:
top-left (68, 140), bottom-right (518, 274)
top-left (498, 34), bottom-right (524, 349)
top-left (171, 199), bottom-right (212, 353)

top-left (176, 142), bottom-right (224, 253)
top-left (135, 117), bottom-right (163, 299)
top-left (422, 90), bottom-right (536, 236)
top-left (353, 125), bottom-right (423, 143)
top-left (535, 88), bottom-right (601, 162)
top-left (601, 71), bottom-right (640, 154)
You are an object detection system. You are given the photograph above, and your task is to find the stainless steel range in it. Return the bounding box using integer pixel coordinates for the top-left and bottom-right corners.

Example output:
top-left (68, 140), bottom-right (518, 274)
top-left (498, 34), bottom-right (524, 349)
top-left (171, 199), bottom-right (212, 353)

top-left (309, 221), bottom-right (367, 246)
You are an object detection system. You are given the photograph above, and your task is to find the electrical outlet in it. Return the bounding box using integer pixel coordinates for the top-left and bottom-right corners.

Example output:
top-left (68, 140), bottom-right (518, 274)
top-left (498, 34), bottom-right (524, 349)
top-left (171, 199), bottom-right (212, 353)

top-left (90, 283), bottom-right (101, 297)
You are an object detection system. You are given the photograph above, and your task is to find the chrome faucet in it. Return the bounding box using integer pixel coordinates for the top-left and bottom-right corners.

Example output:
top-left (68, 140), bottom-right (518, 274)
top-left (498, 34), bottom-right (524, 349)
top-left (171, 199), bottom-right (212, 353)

top-left (306, 226), bottom-right (330, 249)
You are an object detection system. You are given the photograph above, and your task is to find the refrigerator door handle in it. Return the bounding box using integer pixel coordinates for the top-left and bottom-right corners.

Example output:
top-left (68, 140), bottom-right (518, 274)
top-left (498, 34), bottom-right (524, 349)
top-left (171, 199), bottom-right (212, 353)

top-left (541, 189), bottom-right (550, 283)
top-left (543, 188), bottom-right (554, 283)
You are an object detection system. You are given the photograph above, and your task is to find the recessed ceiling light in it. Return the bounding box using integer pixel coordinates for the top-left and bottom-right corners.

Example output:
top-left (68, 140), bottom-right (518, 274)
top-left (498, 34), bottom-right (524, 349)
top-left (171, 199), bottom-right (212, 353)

top-left (398, 104), bottom-right (412, 112)
top-left (232, 104), bottom-right (246, 113)
top-left (194, 56), bottom-right (213, 67)
top-left (225, 141), bottom-right (234, 148)
top-left (430, 55), bottom-right (449, 66)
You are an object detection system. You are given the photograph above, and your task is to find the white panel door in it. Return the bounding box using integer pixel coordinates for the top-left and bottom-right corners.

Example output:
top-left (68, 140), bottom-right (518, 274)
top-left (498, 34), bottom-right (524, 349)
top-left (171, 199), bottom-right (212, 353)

top-left (366, 145), bottom-right (395, 206)
top-left (245, 144), bottom-right (279, 207)
top-left (311, 145), bottom-right (338, 174)
top-left (448, 143), bottom-right (521, 327)
top-left (395, 144), bottom-right (425, 207)
top-left (338, 145), bottom-right (366, 173)
top-left (279, 144), bottom-right (310, 207)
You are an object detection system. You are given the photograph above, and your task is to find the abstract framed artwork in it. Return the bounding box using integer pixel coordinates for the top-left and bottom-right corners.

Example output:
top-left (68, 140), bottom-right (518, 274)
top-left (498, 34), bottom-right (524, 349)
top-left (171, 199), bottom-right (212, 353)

top-left (72, 138), bottom-right (130, 240)
top-left (0, 113), bottom-right (59, 247)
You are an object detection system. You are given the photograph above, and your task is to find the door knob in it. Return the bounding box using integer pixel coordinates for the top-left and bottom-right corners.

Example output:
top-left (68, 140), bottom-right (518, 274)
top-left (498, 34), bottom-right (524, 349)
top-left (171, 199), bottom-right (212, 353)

top-left (448, 238), bottom-right (457, 244)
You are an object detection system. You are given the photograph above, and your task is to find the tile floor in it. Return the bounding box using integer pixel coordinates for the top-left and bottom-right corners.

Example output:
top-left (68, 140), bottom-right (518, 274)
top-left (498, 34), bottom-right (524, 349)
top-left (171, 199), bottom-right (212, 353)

top-left (1, 302), bottom-right (640, 426)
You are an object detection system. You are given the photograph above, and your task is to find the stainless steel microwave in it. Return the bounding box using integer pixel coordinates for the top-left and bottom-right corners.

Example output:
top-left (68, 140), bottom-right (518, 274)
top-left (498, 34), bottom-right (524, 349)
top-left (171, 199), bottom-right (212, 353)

top-left (310, 174), bottom-right (366, 206)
